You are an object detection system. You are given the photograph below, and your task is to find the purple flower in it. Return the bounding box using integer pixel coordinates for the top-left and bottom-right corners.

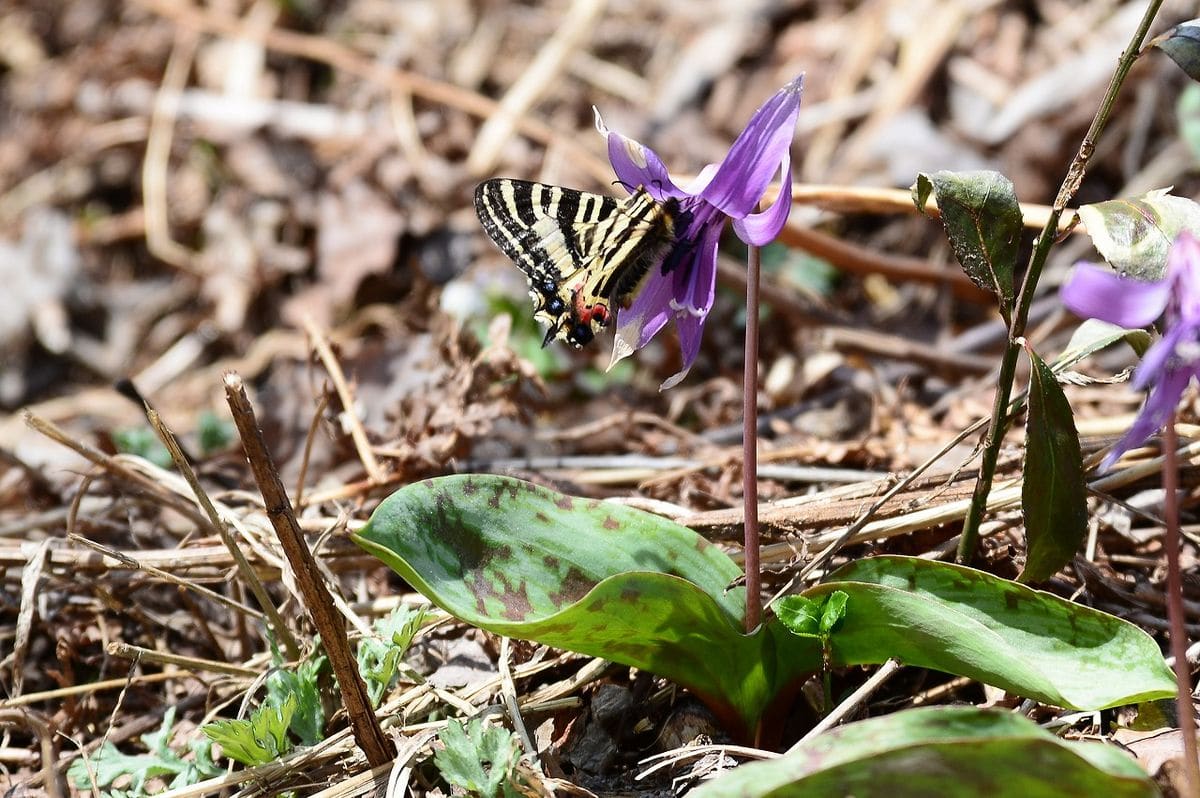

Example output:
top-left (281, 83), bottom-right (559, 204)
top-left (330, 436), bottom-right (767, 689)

top-left (1060, 232), bottom-right (1200, 470)
top-left (596, 74), bottom-right (803, 389)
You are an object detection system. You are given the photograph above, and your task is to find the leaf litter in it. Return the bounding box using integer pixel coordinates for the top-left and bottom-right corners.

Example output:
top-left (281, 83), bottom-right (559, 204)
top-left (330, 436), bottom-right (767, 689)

top-left (1, 0), bottom-right (1199, 795)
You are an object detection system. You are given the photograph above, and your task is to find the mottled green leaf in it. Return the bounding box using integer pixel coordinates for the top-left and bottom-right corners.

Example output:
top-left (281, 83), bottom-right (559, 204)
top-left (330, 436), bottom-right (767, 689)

top-left (1151, 18), bottom-right (1200, 83)
top-left (1020, 345), bottom-right (1088, 583)
top-left (690, 707), bottom-right (1159, 798)
top-left (817, 557), bottom-right (1175, 709)
top-left (912, 170), bottom-right (1022, 318)
top-left (354, 475), bottom-right (821, 737)
top-left (1078, 190), bottom-right (1200, 280)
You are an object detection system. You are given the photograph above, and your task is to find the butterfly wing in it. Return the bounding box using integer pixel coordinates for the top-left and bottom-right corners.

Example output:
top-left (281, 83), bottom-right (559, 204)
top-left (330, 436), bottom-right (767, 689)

top-left (474, 179), bottom-right (678, 347)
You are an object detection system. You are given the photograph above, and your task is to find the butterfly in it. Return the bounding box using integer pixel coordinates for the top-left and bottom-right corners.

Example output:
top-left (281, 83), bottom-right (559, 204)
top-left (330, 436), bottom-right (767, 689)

top-left (474, 178), bottom-right (686, 348)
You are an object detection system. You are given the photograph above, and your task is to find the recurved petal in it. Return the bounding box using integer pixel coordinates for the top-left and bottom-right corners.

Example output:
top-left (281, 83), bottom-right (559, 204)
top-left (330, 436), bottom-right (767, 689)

top-left (1060, 262), bottom-right (1170, 329)
top-left (1100, 366), bottom-right (1192, 471)
top-left (700, 74), bottom-right (803, 218)
top-left (595, 108), bottom-right (686, 201)
top-left (732, 156), bottom-right (792, 245)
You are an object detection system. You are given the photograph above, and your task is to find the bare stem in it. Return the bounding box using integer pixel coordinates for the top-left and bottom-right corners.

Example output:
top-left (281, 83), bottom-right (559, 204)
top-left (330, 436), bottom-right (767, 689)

top-left (1163, 413), bottom-right (1199, 791)
top-left (744, 243), bottom-right (762, 632)
top-left (957, 0), bottom-right (1164, 563)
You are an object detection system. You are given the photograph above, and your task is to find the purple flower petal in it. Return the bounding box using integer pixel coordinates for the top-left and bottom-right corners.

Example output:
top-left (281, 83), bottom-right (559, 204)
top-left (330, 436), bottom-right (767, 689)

top-left (1100, 366), bottom-right (1192, 471)
top-left (699, 74), bottom-right (803, 218)
top-left (1170, 232), bottom-right (1200, 321)
top-left (677, 223), bottom-right (723, 315)
top-left (595, 109), bottom-right (686, 201)
top-left (1060, 262), bottom-right (1170, 328)
top-left (661, 311), bottom-right (706, 390)
top-left (732, 156), bottom-right (792, 245)
top-left (1130, 326), bottom-right (1184, 391)
top-left (611, 266), bottom-right (675, 367)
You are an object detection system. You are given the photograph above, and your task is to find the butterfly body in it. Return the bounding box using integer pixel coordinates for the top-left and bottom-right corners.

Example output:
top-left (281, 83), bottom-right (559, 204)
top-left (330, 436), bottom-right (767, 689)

top-left (474, 178), bottom-right (683, 347)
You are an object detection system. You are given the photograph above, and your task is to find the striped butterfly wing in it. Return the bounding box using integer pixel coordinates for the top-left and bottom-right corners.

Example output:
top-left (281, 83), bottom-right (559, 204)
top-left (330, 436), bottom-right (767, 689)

top-left (474, 179), bottom-right (680, 347)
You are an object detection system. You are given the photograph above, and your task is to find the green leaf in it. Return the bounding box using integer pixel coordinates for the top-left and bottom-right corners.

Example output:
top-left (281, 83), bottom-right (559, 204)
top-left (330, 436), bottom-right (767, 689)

top-left (816, 556), bottom-right (1176, 709)
top-left (354, 475), bottom-right (821, 737)
top-left (1019, 344), bottom-right (1088, 583)
top-left (1078, 190), bottom-right (1200, 280)
top-left (357, 605), bottom-right (426, 708)
top-left (203, 694), bottom-right (296, 766)
top-left (912, 170), bottom-right (1022, 318)
top-left (434, 719), bottom-right (523, 798)
top-left (689, 706), bottom-right (1159, 798)
top-left (1151, 18), bottom-right (1200, 83)
top-left (774, 591), bottom-right (847, 640)
top-left (267, 655), bottom-right (326, 746)
top-left (68, 708), bottom-right (222, 796)
top-left (1056, 319), bottom-right (1152, 370)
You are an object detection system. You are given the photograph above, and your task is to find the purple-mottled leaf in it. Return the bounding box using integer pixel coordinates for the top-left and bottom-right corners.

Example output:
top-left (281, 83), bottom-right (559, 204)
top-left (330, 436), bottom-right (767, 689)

top-left (1150, 18), bottom-right (1200, 83)
top-left (1019, 344), bottom-right (1088, 583)
top-left (690, 707), bottom-right (1159, 798)
top-left (354, 475), bottom-right (820, 738)
top-left (1078, 190), bottom-right (1200, 280)
top-left (817, 556), bottom-right (1175, 709)
top-left (912, 171), bottom-right (1021, 319)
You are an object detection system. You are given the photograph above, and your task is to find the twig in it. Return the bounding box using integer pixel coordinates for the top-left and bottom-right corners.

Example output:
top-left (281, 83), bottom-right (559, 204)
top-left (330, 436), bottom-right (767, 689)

top-left (142, 29), bottom-right (199, 272)
top-left (957, 0), bottom-right (1165, 562)
top-left (106, 641), bottom-right (259, 677)
top-left (223, 371), bottom-right (395, 766)
top-left (1163, 413), bottom-right (1200, 792)
top-left (498, 637), bottom-right (537, 762)
top-left (145, 407), bottom-right (300, 658)
top-left (303, 317), bottom-right (385, 484)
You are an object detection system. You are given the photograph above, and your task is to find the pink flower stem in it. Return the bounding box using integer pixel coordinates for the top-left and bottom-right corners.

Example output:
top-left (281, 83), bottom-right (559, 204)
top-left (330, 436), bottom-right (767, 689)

top-left (743, 243), bottom-right (762, 632)
top-left (1163, 411), bottom-right (1199, 790)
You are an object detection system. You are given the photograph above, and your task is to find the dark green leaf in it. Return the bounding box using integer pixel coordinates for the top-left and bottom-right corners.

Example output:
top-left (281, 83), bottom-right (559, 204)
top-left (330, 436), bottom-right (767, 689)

top-left (689, 706), bottom-right (1158, 798)
top-left (1078, 190), bottom-right (1200, 279)
top-left (912, 170), bottom-right (1022, 318)
top-left (1019, 344), bottom-right (1088, 583)
top-left (817, 557), bottom-right (1175, 709)
top-left (1151, 18), bottom-right (1200, 82)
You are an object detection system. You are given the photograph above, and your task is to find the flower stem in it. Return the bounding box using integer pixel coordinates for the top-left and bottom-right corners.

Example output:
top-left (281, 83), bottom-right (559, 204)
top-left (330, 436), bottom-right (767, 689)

top-left (957, 0), bottom-right (1164, 564)
top-left (743, 242), bottom-right (762, 632)
top-left (1163, 413), bottom-right (1200, 792)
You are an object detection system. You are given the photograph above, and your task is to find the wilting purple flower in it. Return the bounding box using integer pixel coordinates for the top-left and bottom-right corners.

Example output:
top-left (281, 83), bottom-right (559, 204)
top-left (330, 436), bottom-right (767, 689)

top-left (596, 74), bottom-right (803, 389)
top-left (1060, 232), bottom-right (1200, 470)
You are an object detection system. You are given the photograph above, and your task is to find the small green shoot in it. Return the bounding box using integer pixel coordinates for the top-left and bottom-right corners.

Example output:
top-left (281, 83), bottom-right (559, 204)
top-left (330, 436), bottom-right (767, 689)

top-left (68, 707), bottom-right (221, 797)
top-left (203, 693), bottom-right (297, 766)
top-left (433, 719), bottom-right (523, 798)
top-left (357, 605), bottom-right (427, 707)
top-left (775, 591), bottom-right (848, 712)
top-left (267, 654), bottom-right (327, 746)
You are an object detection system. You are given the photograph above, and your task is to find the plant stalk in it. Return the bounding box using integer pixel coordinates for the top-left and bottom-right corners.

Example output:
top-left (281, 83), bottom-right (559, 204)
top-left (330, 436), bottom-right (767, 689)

top-left (744, 243), bottom-right (762, 632)
top-left (1163, 413), bottom-right (1200, 792)
top-left (957, 0), bottom-right (1164, 563)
